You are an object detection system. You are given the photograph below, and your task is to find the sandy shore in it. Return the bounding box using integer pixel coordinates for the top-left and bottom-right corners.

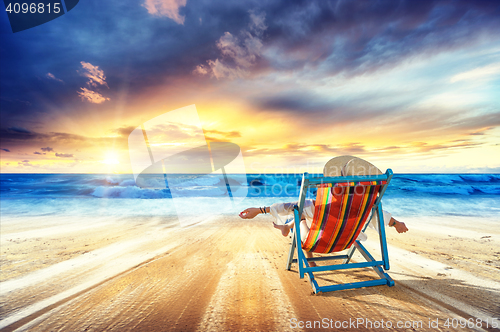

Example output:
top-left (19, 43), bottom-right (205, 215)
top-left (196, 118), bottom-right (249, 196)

top-left (1, 214), bottom-right (499, 331)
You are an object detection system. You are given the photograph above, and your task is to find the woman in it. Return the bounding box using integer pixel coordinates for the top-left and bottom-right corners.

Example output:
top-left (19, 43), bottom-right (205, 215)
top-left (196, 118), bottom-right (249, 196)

top-left (239, 156), bottom-right (408, 265)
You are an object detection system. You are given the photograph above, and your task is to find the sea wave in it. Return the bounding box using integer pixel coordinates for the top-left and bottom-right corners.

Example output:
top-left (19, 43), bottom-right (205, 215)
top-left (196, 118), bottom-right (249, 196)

top-left (459, 174), bottom-right (500, 182)
top-left (91, 186), bottom-right (170, 199)
top-left (1, 172), bottom-right (499, 218)
top-left (399, 185), bottom-right (475, 196)
top-left (1, 173), bottom-right (499, 200)
top-left (472, 185), bottom-right (500, 194)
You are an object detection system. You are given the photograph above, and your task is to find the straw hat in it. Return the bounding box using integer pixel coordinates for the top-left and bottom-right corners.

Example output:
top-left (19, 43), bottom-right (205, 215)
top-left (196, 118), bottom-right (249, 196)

top-left (323, 155), bottom-right (355, 177)
top-left (323, 156), bottom-right (382, 177)
top-left (344, 157), bottom-right (382, 176)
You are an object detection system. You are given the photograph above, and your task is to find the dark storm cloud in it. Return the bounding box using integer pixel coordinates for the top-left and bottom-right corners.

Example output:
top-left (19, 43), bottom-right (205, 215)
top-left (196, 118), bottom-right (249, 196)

top-left (7, 127), bottom-right (31, 134)
top-left (257, 93), bottom-right (330, 113)
top-left (262, 0), bottom-right (500, 74)
top-left (0, 0), bottom-right (257, 127)
top-left (254, 91), bottom-right (399, 125)
top-left (0, 128), bottom-right (126, 150)
top-left (1, 0), bottom-right (499, 129)
top-left (255, 85), bottom-right (500, 137)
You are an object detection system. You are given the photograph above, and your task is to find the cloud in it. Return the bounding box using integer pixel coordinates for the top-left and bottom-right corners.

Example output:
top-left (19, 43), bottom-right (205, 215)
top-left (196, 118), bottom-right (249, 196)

top-left (409, 140), bottom-right (483, 153)
top-left (193, 65), bottom-right (208, 75)
top-left (199, 58), bottom-right (248, 79)
top-left (113, 126), bottom-right (136, 137)
top-left (244, 136), bottom-right (488, 161)
top-left (8, 127), bottom-right (31, 134)
top-left (46, 73), bottom-right (64, 83)
top-left (249, 10), bottom-right (267, 33)
top-left (243, 142), bottom-right (368, 158)
top-left (450, 63), bottom-right (500, 83)
top-left (204, 128), bottom-right (242, 142)
top-left (204, 129), bottom-right (241, 138)
top-left (76, 62), bottom-right (110, 103)
top-left (0, 129), bottom-right (127, 153)
top-left (77, 87), bottom-right (110, 104)
top-left (55, 153), bottom-right (74, 158)
top-left (33, 151), bottom-right (44, 155)
top-left (253, 91), bottom-right (384, 126)
top-left (143, 0), bottom-right (187, 24)
top-left (195, 11), bottom-right (267, 79)
top-left (79, 61), bottom-right (109, 88)
top-left (144, 122), bottom-right (206, 144)
top-left (259, 1), bottom-right (500, 77)
top-left (18, 160), bottom-right (32, 166)
top-left (1, 148), bottom-right (10, 152)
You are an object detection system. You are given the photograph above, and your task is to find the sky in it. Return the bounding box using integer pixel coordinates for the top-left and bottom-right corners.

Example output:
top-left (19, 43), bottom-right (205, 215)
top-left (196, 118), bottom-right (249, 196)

top-left (1, 0), bottom-right (499, 174)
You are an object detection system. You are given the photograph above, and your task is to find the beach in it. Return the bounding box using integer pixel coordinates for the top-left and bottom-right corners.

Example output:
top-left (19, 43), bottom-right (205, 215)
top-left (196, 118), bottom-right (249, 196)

top-left (1, 212), bottom-right (499, 332)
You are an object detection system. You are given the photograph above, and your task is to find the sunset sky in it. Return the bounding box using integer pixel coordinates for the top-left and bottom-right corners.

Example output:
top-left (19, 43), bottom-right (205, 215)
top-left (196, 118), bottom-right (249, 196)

top-left (1, 0), bottom-right (499, 174)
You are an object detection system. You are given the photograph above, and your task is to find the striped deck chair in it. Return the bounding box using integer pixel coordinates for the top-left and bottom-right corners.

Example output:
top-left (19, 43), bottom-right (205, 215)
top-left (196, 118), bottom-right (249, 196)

top-left (286, 170), bottom-right (395, 293)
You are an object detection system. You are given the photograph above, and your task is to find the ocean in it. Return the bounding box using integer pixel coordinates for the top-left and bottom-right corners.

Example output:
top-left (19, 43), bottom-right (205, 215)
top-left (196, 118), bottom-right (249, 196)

top-left (1, 173), bottom-right (499, 220)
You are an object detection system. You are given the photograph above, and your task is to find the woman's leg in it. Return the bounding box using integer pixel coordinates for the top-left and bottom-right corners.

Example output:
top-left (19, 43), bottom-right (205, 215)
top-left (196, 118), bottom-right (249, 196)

top-left (273, 221), bottom-right (294, 237)
top-left (300, 220), bottom-right (317, 267)
top-left (273, 219), bottom-right (310, 239)
top-left (274, 219), bottom-right (317, 267)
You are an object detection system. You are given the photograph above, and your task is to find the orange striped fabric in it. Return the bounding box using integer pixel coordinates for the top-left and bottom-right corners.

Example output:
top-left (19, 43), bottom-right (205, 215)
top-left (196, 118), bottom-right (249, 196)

top-left (301, 181), bottom-right (386, 253)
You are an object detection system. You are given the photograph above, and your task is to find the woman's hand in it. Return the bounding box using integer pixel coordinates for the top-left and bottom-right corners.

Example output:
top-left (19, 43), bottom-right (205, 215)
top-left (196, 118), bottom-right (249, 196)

top-left (391, 218), bottom-right (408, 233)
top-left (239, 208), bottom-right (262, 219)
top-left (389, 218), bottom-right (408, 233)
top-left (395, 221), bottom-right (408, 233)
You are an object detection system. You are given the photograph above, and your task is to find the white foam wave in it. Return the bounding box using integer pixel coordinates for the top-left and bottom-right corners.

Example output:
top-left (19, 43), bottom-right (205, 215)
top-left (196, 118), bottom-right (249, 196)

top-left (118, 179), bottom-right (137, 186)
top-left (92, 186), bottom-right (167, 199)
top-left (105, 176), bottom-right (119, 185)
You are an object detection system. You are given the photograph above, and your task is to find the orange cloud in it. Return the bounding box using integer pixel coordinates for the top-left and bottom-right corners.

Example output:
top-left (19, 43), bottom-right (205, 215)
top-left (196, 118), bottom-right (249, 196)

top-left (77, 62), bottom-right (110, 103)
top-left (79, 61), bottom-right (109, 88)
top-left (77, 87), bottom-right (110, 104)
top-left (143, 0), bottom-right (187, 24)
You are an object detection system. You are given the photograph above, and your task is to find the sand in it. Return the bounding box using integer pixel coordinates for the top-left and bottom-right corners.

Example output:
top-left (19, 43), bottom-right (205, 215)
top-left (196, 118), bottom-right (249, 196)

top-left (1, 214), bottom-right (499, 331)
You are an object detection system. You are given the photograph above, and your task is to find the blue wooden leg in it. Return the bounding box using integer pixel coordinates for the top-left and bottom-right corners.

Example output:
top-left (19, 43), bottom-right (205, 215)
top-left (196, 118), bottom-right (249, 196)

top-left (377, 203), bottom-right (390, 270)
top-left (286, 232), bottom-right (296, 270)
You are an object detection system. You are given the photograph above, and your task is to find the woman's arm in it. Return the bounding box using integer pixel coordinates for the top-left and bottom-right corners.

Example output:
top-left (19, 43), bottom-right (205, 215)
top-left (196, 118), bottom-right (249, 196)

top-left (239, 206), bottom-right (270, 219)
top-left (240, 200), bottom-right (314, 221)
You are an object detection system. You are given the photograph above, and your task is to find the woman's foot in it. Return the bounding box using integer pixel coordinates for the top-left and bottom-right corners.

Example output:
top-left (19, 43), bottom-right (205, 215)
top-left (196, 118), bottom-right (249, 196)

top-left (273, 222), bottom-right (292, 237)
top-left (305, 251), bottom-right (317, 267)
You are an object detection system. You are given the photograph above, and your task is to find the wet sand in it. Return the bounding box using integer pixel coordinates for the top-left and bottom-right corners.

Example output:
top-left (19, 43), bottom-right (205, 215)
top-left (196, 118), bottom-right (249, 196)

top-left (1, 214), bottom-right (499, 331)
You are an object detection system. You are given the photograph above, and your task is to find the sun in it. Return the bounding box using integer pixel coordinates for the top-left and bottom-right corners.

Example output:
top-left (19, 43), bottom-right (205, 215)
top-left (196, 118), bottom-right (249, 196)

top-left (102, 151), bottom-right (120, 165)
